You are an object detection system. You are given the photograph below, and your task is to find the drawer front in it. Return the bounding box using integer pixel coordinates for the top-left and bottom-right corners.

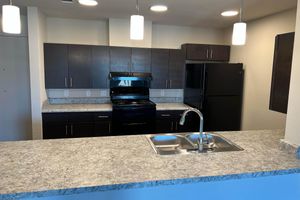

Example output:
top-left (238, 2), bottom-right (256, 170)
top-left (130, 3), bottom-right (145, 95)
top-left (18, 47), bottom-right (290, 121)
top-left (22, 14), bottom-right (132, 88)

top-left (68, 112), bottom-right (94, 123)
top-left (94, 112), bottom-right (112, 121)
top-left (42, 113), bottom-right (69, 124)
top-left (156, 110), bottom-right (184, 119)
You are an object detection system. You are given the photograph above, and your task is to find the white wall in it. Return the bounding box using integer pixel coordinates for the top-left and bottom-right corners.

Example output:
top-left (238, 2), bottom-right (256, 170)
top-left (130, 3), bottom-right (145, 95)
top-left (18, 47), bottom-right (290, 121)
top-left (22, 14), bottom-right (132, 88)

top-left (27, 7), bottom-right (47, 139)
top-left (44, 17), bottom-right (224, 48)
top-left (46, 17), bottom-right (108, 45)
top-left (109, 18), bottom-right (152, 48)
top-left (152, 24), bottom-right (225, 49)
top-left (285, 2), bottom-right (300, 146)
top-left (224, 9), bottom-right (296, 131)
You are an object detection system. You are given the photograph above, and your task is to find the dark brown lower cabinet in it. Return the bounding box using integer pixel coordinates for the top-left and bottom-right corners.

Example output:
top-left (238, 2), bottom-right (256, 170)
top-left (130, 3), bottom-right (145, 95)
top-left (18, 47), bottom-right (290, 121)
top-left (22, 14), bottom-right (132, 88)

top-left (156, 110), bottom-right (199, 133)
top-left (42, 112), bottom-right (112, 139)
top-left (43, 110), bottom-right (199, 139)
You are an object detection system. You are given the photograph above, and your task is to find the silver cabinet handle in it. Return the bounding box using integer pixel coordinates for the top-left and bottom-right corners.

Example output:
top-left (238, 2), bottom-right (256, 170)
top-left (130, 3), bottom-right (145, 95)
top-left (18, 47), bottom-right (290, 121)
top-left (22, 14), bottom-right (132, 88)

top-left (165, 80), bottom-right (168, 88)
top-left (175, 122), bottom-right (178, 131)
top-left (171, 122), bottom-right (174, 131)
top-left (169, 80), bottom-right (172, 89)
top-left (65, 125), bottom-right (68, 136)
top-left (210, 50), bottom-right (213, 59)
top-left (108, 123), bottom-right (111, 133)
top-left (70, 77), bottom-right (73, 88)
top-left (161, 114), bottom-right (171, 117)
top-left (206, 49), bottom-right (209, 59)
top-left (64, 77), bottom-right (68, 88)
top-left (71, 125), bottom-right (74, 136)
top-left (97, 115), bottom-right (109, 119)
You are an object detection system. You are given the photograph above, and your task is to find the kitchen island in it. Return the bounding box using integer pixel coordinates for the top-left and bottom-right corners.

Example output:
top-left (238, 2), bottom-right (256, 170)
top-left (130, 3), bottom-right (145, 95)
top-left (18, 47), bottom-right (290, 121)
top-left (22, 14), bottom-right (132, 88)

top-left (0, 130), bottom-right (300, 199)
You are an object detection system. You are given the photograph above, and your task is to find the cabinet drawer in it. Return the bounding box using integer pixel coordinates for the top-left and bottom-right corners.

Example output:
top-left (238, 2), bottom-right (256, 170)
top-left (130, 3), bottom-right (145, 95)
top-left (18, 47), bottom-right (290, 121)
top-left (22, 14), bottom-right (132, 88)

top-left (68, 112), bottom-right (94, 123)
top-left (156, 110), bottom-right (183, 119)
top-left (94, 112), bottom-right (112, 121)
top-left (42, 113), bottom-right (68, 123)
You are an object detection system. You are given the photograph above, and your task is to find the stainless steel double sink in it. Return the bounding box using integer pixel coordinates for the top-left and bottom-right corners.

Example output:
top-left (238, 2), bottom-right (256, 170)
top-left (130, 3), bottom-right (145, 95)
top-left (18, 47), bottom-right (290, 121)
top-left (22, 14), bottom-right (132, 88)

top-left (146, 133), bottom-right (243, 155)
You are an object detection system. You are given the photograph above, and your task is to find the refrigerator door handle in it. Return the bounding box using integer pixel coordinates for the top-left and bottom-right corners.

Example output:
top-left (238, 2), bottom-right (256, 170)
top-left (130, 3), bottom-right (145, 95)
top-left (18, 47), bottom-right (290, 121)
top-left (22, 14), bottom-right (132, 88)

top-left (201, 66), bottom-right (207, 109)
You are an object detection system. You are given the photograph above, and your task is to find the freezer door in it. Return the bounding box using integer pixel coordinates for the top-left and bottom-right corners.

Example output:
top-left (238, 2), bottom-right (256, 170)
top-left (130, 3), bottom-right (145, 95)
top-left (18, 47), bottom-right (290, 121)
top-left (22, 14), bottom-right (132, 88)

top-left (205, 63), bottom-right (244, 96)
top-left (184, 63), bottom-right (205, 110)
top-left (203, 96), bottom-right (242, 132)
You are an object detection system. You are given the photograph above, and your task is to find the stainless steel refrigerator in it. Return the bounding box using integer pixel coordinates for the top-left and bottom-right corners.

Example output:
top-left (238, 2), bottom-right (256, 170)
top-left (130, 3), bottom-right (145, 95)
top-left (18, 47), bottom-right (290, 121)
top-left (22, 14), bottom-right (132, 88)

top-left (184, 63), bottom-right (244, 131)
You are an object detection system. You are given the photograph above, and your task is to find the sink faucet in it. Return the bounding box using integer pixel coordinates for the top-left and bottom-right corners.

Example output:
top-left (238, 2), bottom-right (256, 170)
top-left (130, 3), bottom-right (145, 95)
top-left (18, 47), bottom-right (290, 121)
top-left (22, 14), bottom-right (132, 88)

top-left (179, 108), bottom-right (204, 152)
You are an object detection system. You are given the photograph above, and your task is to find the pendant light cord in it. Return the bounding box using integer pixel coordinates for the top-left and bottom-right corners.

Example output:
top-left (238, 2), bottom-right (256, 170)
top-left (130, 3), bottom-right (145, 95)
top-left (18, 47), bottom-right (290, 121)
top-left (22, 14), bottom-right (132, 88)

top-left (240, 0), bottom-right (244, 22)
top-left (9, 0), bottom-right (13, 5)
top-left (136, 0), bottom-right (140, 15)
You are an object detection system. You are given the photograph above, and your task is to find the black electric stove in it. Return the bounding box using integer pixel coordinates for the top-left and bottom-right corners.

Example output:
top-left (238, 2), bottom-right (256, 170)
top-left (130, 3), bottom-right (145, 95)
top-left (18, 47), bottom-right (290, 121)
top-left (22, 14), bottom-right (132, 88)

top-left (110, 72), bottom-right (156, 135)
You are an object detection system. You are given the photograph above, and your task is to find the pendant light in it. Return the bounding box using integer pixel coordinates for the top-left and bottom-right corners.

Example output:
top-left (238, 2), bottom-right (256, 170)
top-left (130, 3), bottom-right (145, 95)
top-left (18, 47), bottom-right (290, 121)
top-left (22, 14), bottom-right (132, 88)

top-left (232, 0), bottom-right (247, 45)
top-left (130, 0), bottom-right (144, 40)
top-left (2, 0), bottom-right (21, 34)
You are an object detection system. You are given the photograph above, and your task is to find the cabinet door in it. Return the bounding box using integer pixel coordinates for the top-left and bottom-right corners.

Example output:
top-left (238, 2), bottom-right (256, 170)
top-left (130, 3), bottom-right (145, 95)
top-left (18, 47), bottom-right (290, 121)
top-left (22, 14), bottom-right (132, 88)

top-left (42, 113), bottom-right (69, 139)
top-left (92, 46), bottom-right (110, 88)
top-left (71, 123), bottom-right (95, 138)
top-left (94, 112), bottom-right (112, 136)
top-left (68, 45), bottom-right (93, 88)
top-left (209, 45), bottom-right (230, 62)
top-left (151, 49), bottom-right (170, 89)
top-left (156, 112), bottom-right (175, 133)
top-left (131, 48), bottom-right (151, 73)
top-left (68, 112), bottom-right (95, 138)
top-left (44, 44), bottom-right (68, 89)
top-left (169, 49), bottom-right (185, 89)
top-left (184, 44), bottom-right (209, 61)
top-left (176, 112), bottom-right (199, 133)
top-left (110, 47), bottom-right (131, 72)
top-left (270, 32), bottom-right (294, 113)
top-left (94, 122), bottom-right (111, 137)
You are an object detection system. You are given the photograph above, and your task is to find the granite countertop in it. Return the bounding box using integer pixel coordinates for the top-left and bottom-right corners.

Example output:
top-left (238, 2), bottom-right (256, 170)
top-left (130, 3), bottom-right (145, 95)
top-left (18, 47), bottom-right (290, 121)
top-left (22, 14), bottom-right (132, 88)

top-left (1, 130), bottom-right (300, 199)
top-left (42, 102), bottom-right (192, 113)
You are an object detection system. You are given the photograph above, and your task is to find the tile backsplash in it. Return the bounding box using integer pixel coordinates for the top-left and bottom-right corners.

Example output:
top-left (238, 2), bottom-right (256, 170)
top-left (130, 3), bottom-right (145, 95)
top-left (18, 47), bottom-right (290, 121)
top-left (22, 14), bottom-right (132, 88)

top-left (47, 89), bottom-right (184, 104)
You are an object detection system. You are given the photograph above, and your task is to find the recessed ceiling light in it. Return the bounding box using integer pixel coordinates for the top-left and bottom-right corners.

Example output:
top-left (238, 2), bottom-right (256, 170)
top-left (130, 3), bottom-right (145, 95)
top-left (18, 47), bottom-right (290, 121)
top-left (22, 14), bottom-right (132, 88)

top-left (150, 5), bottom-right (168, 12)
top-left (221, 10), bottom-right (239, 17)
top-left (78, 0), bottom-right (98, 6)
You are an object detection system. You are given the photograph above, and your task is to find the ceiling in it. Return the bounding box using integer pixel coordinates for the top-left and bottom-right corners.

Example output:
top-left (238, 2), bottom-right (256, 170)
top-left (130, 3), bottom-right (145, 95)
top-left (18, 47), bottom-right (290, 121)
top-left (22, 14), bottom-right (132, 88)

top-left (0, 0), bottom-right (297, 28)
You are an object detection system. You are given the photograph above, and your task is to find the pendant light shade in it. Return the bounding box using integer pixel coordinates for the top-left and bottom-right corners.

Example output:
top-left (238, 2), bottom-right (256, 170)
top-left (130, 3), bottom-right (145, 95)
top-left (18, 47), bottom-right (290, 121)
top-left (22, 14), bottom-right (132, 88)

top-left (130, 15), bottom-right (144, 40)
top-left (130, 0), bottom-right (144, 40)
top-left (2, 4), bottom-right (21, 34)
top-left (232, 0), bottom-right (246, 46)
top-left (232, 22), bottom-right (247, 45)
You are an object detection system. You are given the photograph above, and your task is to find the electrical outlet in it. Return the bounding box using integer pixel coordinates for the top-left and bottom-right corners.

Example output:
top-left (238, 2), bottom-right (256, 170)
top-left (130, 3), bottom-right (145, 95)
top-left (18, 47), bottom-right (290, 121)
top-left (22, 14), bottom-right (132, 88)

top-left (64, 90), bottom-right (69, 97)
top-left (86, 90), bottom-right (91, 97)
top-left (100, 90), bottom-right (107, 97)
top-left (160, 90), bottom-right (165, 97)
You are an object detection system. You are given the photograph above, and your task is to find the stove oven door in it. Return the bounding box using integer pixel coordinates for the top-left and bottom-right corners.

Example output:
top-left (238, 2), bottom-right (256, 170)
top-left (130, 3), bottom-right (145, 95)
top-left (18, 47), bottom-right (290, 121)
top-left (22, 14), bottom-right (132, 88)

top-left (112, 106), bottom-right (156, 135)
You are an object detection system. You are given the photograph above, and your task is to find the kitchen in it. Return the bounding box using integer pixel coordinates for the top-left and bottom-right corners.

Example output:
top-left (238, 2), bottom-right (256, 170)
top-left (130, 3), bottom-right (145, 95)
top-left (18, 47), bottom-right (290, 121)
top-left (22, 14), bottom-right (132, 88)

top-left (0, 0), bottom-right (300, 199)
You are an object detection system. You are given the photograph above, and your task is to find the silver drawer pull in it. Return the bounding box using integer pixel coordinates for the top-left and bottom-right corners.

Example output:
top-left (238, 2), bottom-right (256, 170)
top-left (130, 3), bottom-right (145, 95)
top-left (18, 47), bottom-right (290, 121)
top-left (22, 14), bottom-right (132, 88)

top-left (97, 115), bottom-right (109, 119)
top-left (161, 114), bottom-right (171, 117)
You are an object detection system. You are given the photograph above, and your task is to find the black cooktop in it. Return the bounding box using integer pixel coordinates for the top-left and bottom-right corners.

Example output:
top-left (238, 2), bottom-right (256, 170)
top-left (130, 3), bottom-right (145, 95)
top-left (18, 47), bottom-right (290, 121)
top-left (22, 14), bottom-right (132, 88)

top-left (112, 99), bottom-right (156, 107)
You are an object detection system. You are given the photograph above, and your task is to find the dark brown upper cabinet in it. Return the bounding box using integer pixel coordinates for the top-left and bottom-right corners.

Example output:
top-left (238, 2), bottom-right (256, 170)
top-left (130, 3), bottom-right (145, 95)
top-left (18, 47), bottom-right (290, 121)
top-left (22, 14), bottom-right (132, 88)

top-left (169, 49), bottom-right (185, 89)
top-left (151, 49), bottom-right (185, 89)
top-left (131, 48), bottom-right (151, 73)
top-left (151, 48), bottom-right (170, 89)
top-left (92, 46), bottom-right (110, 88)
top-left (110, 47), bottom-right (131, 72)
top-left (44, 44), bottom-right (110, 89)
top-left (68, 45), bottom-right (92, 88)
top-left (270, 32), bottom-right (295, 114)
top-left (44, 43), bottom-right (69, 88)
top-left (182, 44), bottom-right (231, 62)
